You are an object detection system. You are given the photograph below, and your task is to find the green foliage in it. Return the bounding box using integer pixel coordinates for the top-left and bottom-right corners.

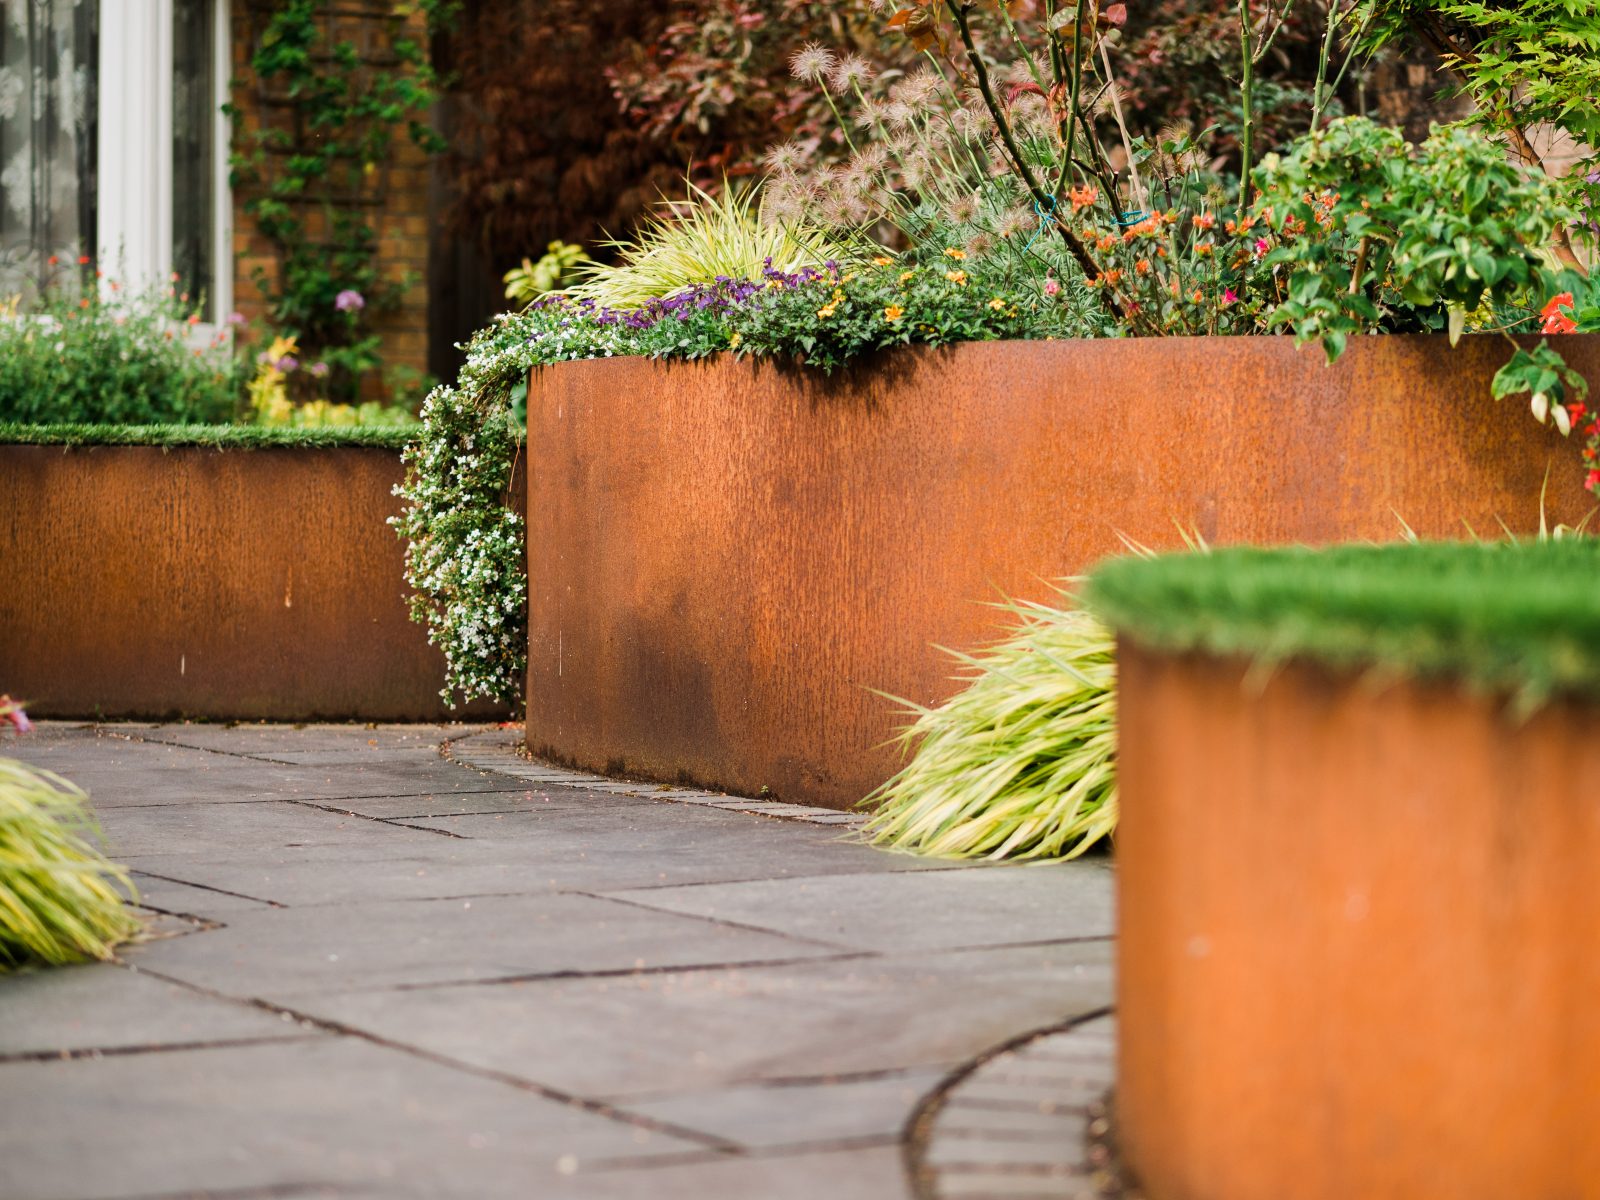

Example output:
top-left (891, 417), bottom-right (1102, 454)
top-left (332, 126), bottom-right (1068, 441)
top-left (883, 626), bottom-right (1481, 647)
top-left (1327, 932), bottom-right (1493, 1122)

top-left (1254, 118), bottom-right (1568, 360)
top-left (0, 751), bottom-right (140, 969)
top-left (503, 242), bottom-right (592, 306)
top-left (0, 423), bottom-right (415, 449)
top-left (863, 598), bottom-right (1118, 861)
top-left (734, 257), bottom-right (1047, 373)
top-left (394, 316), bottom-right (531, 706)
top-left (565, 182), bottom-right (856, 308)
top-left (1350, 0), bottom-right (1600, 206)
top-left (1086, 539), bottom-right (1600, 710)
top-left (0, 285), bottom-right (245, 425)
top-left (227, 2), bottom-right (450, 400)
top-left (1493, 341), bottom-right (1589, 429)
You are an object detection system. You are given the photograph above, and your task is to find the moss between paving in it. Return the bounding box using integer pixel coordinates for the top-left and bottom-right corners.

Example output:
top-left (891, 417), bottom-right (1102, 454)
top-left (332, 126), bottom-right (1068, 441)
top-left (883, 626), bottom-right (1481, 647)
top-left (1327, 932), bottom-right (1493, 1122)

top-left (0, 422), bottom-right (415, 449)
top-left (1086, 539), bottom-right (1600, 705)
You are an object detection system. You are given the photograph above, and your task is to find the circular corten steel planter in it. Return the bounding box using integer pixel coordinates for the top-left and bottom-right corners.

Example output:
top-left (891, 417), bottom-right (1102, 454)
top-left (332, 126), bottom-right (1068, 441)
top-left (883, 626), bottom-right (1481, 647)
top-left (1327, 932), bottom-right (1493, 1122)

top-left (1115, 643), bottom-right (1600, 1200)
top-left (525, 334), bottom-right (1598, 809)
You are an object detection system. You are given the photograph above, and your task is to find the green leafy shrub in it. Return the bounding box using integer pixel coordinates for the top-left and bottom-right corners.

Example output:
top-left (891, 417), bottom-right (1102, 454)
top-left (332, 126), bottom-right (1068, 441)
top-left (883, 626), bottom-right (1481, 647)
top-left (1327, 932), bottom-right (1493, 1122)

top-left (0, 284), bottom-right (245, 424)
top-left (862, 598), bottom-right (1118, 861)
top-left (1, 753), bottom-right (140, 968)
top-left (504, 241), bottom-right (591, 306)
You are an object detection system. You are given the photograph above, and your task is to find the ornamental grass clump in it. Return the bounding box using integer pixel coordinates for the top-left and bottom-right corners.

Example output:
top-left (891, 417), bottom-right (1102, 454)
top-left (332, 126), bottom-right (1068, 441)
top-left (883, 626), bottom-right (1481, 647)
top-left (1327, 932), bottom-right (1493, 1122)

top-left (862, 598), bottom-right (1117, 861)
top-left (0, 756), bottom-right (140, 968)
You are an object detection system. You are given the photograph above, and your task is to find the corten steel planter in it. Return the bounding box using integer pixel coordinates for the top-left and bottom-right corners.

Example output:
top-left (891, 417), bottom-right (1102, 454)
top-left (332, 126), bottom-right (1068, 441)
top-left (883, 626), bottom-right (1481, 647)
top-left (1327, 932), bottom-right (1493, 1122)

top-left (1114, 643), bottom-right (1600, 1200)
top-left (0, 444), bottom-right (510, 721)
top-left (525, 334), bottom-right (1598, 808)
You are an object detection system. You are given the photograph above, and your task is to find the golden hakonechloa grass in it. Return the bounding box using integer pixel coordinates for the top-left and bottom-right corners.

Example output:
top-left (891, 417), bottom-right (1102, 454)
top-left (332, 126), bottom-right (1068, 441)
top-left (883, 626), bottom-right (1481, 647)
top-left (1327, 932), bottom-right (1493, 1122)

top-left (564, 180), bottom-right (857, 308)
top-left (0, 757), bottom-right (140, 968)
top-left (862, 596), bottom-right (1117, 861)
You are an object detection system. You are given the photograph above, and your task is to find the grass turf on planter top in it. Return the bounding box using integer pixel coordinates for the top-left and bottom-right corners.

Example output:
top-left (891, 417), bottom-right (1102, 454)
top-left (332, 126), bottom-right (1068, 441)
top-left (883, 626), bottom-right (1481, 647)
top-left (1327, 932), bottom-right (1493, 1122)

top-left (0, 423), bottom-right (417, 450)
top-left (1086, 540), bottom-right (1600, 710)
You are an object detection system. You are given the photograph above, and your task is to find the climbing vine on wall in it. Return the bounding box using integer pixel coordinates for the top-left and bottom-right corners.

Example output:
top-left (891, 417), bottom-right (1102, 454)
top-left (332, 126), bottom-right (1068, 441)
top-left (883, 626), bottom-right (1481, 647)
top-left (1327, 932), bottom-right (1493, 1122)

top-left (228, 0), bottom-right (455, 401)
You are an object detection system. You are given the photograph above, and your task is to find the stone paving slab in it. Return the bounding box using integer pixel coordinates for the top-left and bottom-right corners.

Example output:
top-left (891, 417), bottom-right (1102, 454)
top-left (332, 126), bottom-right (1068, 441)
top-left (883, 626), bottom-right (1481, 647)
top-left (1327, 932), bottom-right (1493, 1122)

top-left (620, 1069), bottom-right (948, 1151)
top-left (127, 891), bottom-right (847, 996)
top-left (0, 963), bottom-right (314, 1058)
top-left (558, 1144), bottom-right (914, 1200)
top-left (292, 941), bottom-right (1114, 1102)
top-left (616, 862), bottom-right (1114, 954)
top-left (0, 723), bottom-right (1119, 1198)
top-left (0, 1037), bottom-right (701, 1200)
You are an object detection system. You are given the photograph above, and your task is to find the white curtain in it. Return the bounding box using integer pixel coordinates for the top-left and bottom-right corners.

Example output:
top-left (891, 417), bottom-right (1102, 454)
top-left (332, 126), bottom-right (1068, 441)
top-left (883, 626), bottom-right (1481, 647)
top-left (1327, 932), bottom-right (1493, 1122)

top-left (0, 0), bottom-right (97, 299)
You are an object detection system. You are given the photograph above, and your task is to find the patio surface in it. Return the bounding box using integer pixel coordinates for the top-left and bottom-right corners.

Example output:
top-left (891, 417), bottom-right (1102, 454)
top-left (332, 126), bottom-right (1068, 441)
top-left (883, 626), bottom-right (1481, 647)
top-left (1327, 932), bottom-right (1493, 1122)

top-left (0, 723), bottom-right (1115, 1200)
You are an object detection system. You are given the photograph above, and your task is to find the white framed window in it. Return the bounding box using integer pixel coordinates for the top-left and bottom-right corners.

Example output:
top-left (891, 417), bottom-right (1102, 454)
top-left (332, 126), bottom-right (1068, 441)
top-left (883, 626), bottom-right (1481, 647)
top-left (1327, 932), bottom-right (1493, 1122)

top-left (97, 0), bottom-right (231, 326)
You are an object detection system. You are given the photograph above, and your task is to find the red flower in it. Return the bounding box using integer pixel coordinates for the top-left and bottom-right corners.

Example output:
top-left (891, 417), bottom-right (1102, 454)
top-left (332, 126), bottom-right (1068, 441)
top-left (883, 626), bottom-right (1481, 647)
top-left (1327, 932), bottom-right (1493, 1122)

top-left (77, 254), bottom-right (90, 265)
top-left (1586, 469), bottom-right (1600, 492)
top-left (1542, 292), bottom-right (1577, 335)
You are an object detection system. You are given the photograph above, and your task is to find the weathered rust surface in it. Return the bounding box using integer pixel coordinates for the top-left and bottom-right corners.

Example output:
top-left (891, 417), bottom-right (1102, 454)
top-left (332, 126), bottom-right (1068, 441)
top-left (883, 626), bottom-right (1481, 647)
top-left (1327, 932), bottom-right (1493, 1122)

top-left (0, 445), bottom-right (510, 721)
top-left (1115, 642), bottom-right (1600, 1200)
top-left (525, 334), bottom-right (1599, 809)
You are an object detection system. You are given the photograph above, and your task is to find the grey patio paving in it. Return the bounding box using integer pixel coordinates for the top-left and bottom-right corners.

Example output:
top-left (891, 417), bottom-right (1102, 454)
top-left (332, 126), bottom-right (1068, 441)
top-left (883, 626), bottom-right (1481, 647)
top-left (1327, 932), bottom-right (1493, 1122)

top-left (0, 724), bottom-right (1115, 1200)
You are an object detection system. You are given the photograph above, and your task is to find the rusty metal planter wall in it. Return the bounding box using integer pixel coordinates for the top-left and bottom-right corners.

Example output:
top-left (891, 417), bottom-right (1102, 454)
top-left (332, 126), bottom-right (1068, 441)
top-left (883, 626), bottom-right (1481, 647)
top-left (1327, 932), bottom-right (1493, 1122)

top-left (0, 444), bottom-right (507, 721)
top-left (1114, 643), bottom-right (1600, 1200)
top-left (525, 335), bottom-right (1598, 809)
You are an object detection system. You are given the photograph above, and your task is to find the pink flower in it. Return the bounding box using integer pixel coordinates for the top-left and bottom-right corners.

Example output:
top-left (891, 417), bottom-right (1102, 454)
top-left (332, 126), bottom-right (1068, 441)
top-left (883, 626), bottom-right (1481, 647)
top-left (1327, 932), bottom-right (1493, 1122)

top-left (225, 311), bottom-right (247, 326)
top-left (308, 361), bottom-right (329, 378)
top-left (1222, 288), bottom-right (1239, 305)
top-left (1043, 277), bottom-right (1061, 297)
top-left (1, 695), bottom-right (31, 734)
top-left (335, 289), bottom-right (365, 313)
top-left (1254, 238), bottom-right (1270, 257)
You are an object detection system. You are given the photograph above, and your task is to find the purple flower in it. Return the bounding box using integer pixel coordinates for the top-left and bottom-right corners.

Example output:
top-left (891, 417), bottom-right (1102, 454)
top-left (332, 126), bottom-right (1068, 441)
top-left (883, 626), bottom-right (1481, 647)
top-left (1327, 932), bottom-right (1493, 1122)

top-left (225, 310), bottom-right (248, 326)
top-left (275, 355), bottom-right (299, 372)
top-left (308, 361), bottom-right (329, 378)
top-left (335, 289), bottom-right (365, 313)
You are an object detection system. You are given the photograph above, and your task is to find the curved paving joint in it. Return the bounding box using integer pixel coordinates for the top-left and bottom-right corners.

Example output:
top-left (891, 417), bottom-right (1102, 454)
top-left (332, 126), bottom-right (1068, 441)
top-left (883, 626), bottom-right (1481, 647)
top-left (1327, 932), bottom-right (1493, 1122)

top-left (911, 1015), bottom-right (1119, 1200)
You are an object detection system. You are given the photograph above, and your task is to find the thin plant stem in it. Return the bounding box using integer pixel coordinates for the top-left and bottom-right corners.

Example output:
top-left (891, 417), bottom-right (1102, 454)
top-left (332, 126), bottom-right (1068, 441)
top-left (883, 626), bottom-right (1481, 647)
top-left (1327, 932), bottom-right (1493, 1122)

top-left (942, 0), bottom-right (1117, 311)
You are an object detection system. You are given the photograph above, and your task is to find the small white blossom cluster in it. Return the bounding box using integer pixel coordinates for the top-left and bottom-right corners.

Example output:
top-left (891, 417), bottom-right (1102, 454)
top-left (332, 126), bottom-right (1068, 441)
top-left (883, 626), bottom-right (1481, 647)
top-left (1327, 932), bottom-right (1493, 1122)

top-left (392, 308), bottom-right (628, 707)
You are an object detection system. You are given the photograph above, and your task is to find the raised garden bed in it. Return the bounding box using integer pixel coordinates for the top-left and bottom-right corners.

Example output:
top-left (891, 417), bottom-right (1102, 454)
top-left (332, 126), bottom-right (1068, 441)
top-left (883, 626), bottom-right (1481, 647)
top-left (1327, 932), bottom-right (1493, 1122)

top-left (0, 426), bottom-right (511, 721)
top-left (525, 334), bottom-right (1599, 809)
top-left (1090, 540), bottom-right (1600, 1200)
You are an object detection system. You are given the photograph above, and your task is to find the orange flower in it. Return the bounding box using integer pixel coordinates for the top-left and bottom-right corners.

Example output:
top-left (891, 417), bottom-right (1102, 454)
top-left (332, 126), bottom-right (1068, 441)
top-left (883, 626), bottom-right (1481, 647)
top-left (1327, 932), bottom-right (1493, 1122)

top-left (884, 304), bottom-right (905, 322)
top-left (1069, 185), bottom-right (1098, 213)
top-left (1542, 292), bottom-right (1578, 335)
top-left (1135, 258), bottom-right (1152, 276)
top-left (1193, 212), bottom-right (1215, 232)
top-left (945, 269), bottom-right (968, 286)
top-left (944, 248), bottom-right (967, 260)
top-left (873, 256), bottom-right (894, 267)
top-left (988, 297), bottom-right (1007, 311)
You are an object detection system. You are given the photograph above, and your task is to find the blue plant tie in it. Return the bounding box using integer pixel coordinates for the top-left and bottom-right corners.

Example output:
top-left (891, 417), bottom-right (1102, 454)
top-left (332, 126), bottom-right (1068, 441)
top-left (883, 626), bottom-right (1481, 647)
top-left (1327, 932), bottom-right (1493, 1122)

top-left (1117, 209), bottom-right (1146, 227)
top-left (1021, 195), bottom-right (1058, 253)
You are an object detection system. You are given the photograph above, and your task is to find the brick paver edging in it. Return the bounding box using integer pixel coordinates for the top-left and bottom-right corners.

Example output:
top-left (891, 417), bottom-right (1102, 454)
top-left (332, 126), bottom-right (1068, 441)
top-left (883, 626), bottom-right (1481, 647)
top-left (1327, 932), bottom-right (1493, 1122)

top-left (908, 1014), bottom-right (1120, 1200)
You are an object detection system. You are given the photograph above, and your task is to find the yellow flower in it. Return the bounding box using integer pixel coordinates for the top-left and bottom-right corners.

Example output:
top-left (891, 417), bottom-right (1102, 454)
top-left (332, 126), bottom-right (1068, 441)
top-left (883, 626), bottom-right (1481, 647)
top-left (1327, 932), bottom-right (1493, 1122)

top-left (841, 272), bottom-right (857, 284)
top-left (944, 248), bottom-right (967, 260)
top-left (832, 288), bottom-right (845, 302)
top-left (988, 297), bottom-right (1006, 311)
top-left (729, 331), bottom-right (742, 348)
top-left (817, 304), bottom-right (838, 320)
top-left (945, 270), bottom-right (967, 286)
top-left (873, 256), bottom-right (894, 267)
top-left (884, 304), bottom-right (905, 322)
top-left (899, 270), bottom-right (916, 284)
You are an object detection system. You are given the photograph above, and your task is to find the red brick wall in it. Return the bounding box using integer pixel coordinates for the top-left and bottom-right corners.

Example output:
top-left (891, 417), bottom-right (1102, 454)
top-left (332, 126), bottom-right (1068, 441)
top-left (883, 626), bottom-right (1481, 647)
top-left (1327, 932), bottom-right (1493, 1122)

top-left (228, 6), bottom-right (431, 401)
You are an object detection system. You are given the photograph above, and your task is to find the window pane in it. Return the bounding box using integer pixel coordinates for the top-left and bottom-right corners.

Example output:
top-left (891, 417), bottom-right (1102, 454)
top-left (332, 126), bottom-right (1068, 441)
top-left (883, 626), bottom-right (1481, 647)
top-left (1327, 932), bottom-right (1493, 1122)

top-left (0, 0), bottom-right (98, 300)
top-left (172, 0), bottom-right (213, 319)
